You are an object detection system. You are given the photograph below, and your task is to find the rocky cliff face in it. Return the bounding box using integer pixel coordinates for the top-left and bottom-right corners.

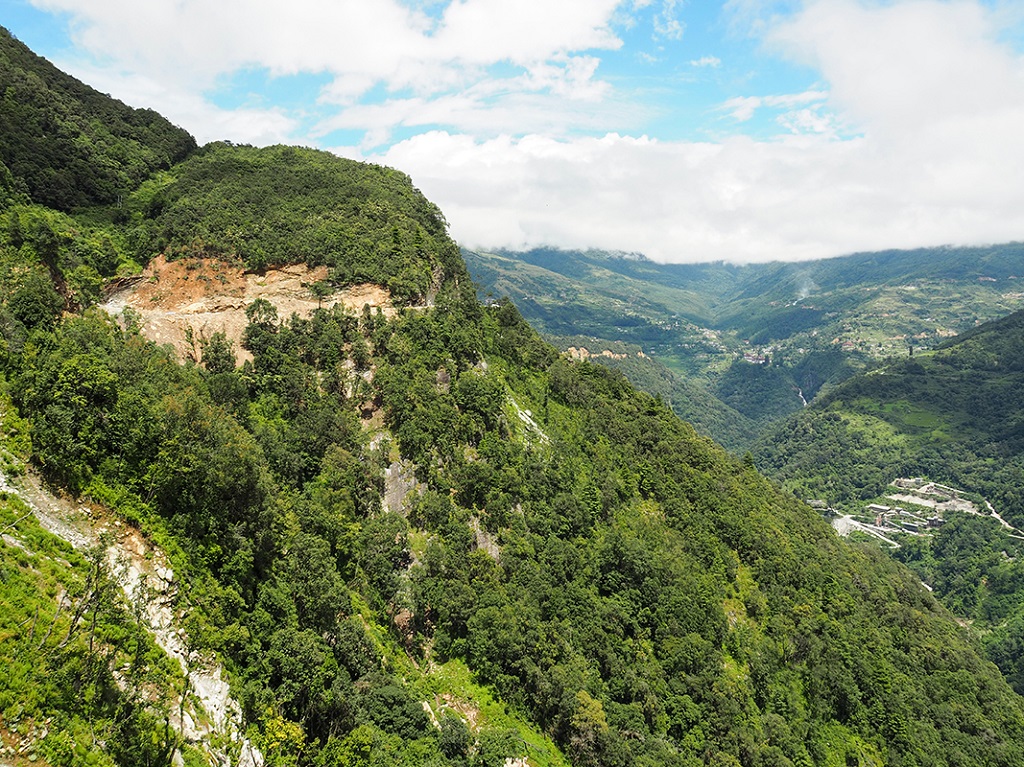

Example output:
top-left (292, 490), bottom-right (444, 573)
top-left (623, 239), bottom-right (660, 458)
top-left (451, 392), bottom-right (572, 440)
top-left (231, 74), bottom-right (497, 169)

top-left (101, 255), bottom-right (398, 364)
top-left (0, 465), bottom-right (263, 767)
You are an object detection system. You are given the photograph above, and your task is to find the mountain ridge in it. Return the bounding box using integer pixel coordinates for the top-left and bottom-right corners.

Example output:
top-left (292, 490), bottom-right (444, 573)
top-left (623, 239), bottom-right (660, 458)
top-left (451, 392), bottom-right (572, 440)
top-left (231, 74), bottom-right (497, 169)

top-left (465, 243), bottom-right (1024, 449)
top-left (0, 25), bottom-right (197, 211)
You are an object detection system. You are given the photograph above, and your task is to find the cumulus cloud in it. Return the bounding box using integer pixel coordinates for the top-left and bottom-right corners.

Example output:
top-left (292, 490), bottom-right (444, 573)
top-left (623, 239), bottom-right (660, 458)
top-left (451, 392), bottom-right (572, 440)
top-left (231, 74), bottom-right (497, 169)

top-left (377, 1), bottom-right (1024, 263)
top-left (767, 0), bottom-right (1024, 137)
top-left (27, 0), bottom-right (1024, 263)
top-left (369, 118), bottom-right (1024, 264)
top-left (33, 0), bottom-right (622, 96)
top-left (33, 0), bottom-right (630, 147)
top-left (355, 131), bottom-right (863, 261)
top-left (432, 0), bottom-right (622, 64)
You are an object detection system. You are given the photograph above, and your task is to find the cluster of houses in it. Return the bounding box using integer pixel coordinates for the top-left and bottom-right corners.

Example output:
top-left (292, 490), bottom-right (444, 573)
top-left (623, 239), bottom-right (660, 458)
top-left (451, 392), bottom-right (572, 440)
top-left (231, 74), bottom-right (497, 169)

top-left (808, 499), bottom-right (943, 535)
top-left (817, 477), bottom-right (1021, 546)
top-left (864, 503), bottom-right (944, 534)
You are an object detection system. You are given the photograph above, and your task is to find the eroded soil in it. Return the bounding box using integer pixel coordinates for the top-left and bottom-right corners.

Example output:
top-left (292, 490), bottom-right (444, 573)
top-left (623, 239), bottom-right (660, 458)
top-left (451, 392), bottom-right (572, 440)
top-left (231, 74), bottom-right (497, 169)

top-left (101, 255), bottom-right (396, 364)
top-left (1, 467), bottom-right (263, 767)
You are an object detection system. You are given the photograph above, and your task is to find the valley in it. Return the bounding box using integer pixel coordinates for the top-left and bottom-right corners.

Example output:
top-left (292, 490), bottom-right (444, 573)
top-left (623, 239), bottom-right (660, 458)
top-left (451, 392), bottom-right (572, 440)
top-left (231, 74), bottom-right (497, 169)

top-left (466, 235), bottom-right (1024, 720)
top-left (752, 305), bottom-right (1024, 697)
top-left (465, 246), bottom-right (1024, 450)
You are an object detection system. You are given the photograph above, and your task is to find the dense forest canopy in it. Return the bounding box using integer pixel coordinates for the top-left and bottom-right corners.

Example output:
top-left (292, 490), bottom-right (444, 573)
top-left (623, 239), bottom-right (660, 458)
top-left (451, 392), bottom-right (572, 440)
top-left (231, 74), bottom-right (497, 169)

top-left (2, 31), bottom-right (1024, 767)
top-left (126, 143), bottom-right (464, 303)
top-left (0, 26), bottom-right (197, 211)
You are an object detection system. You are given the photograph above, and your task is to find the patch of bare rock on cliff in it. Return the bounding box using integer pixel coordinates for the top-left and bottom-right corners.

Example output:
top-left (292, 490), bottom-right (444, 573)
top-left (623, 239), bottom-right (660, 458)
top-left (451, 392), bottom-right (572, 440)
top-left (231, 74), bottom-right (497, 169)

top-left (2, 467), bottom-right (263, 767)
top-left (101, 255), bottom-right (397, 364)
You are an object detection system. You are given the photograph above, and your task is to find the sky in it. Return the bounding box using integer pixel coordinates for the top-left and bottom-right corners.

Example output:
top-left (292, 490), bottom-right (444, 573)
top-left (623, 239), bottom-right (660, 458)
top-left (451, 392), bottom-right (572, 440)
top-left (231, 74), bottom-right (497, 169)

top-left (4, 0), bottom-right (1024, 263)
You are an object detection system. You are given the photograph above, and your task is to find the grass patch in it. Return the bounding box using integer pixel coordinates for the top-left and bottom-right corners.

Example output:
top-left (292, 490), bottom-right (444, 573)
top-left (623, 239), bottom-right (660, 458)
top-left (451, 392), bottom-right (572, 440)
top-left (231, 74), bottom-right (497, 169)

top-left (412, 658), bottom-right (570, 767)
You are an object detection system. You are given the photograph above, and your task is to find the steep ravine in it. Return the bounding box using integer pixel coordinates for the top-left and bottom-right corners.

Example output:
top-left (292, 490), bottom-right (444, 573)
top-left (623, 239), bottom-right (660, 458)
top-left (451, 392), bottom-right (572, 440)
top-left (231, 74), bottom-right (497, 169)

top-left (0, 467), bottom-right (263, 767)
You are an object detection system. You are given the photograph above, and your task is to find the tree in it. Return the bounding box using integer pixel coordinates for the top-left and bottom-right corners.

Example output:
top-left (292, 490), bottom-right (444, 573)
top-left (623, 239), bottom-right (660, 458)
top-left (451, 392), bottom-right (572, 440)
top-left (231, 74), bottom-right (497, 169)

top-left (311, 280), bottom-right (333, 309)
top-left (9, 270), bottom-right (63, 330)
top-left (28, 352), bottom-right (119, 491)
top-left (438, 714), bottom-right (471, 760)
top-left (200, 330), bottom-right (237, 373)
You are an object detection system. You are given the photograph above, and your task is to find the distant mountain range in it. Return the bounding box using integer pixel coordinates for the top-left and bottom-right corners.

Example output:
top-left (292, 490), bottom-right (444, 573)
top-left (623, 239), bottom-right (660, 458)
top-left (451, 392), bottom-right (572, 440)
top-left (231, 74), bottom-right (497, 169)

top-left (465, 244), bottom-right (1024, 449)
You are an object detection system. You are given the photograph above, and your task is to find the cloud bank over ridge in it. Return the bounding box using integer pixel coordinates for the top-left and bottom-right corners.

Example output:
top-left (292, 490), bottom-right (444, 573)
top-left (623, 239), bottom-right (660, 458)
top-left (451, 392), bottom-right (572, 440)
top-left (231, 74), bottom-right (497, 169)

top-left (18, 0), bottom-right (1024, 262)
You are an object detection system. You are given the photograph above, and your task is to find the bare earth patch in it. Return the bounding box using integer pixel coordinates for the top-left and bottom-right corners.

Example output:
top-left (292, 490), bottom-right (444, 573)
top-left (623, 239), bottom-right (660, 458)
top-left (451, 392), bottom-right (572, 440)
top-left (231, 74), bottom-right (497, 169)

top-left (101, 255), bottom-right (396, 364)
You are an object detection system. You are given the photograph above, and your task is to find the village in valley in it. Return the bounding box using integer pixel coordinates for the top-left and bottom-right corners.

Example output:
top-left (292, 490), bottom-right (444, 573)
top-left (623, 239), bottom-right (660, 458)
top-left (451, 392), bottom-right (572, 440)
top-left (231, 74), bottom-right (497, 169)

top-left (815, 477), bottom-right (1024, 549)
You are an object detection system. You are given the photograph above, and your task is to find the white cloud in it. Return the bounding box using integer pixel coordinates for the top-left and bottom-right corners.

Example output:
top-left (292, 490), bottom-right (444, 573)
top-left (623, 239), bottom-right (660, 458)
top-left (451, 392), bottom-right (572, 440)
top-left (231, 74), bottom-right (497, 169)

top-left (36, 0), bottom-right (433, 90)
top-left (32, 0), bottom-right (629, 147)
top-left (721, 89), bottom-right (829, 122)
top-left (25, 0), bottom-right (1024, 264)
top-left (767, 0), bottom-right (1024, 138)
top-left (656, 19), bottom-right (686, 40)
top-left (368, 24), bottom-right (1024, 264)
top-left (653, 0), bottom-right (686, 40)
top-left (33, 0), bottom-right (623, 96)
top-left (433, 0), bottom-right (622, 65)
top-left (362, 131), bottom-right (877, 262)
top-left (776, 107), bottom-right (836, 135)
top-left (314, 59), bottom-right (638, 149)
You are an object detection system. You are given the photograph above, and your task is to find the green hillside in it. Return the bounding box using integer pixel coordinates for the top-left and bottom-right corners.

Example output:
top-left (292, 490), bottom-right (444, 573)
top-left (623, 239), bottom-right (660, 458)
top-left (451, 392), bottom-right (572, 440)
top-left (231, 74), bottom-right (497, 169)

top-left (126, 141), bottom-right (464, 302)
top-left (3, 36), bottom-right (1024, 767)
top-left (755, 309), bottom-right (1024, 524)
top-left (0, 26), bottom-right (196, 211)
top-left (755, 308), bottom-right (1024, 697)
top-left (544, 334), bottom-right (761, 449)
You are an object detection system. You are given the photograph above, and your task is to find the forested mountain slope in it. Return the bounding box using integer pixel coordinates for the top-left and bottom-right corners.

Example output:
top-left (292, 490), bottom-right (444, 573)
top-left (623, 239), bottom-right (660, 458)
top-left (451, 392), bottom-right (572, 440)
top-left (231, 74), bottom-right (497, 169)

top-left (548, 334), bottom-right (761, 450)
top-left (755, 308), bottom-right (1024, 525)
top-left (2, 37), bottom-right (1024, 767)
top-left (755, 308), bottom-right (1024, 701)
top-left (0, 26), bottom-right (196, 211)
top-left (129, 142), bottom-right (460, 301)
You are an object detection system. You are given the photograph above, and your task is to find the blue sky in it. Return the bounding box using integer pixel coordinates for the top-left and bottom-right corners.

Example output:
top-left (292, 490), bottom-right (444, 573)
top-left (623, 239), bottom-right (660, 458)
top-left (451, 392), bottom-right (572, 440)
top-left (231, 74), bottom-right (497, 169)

top-left (4, 0), bottom-right (1024, 262)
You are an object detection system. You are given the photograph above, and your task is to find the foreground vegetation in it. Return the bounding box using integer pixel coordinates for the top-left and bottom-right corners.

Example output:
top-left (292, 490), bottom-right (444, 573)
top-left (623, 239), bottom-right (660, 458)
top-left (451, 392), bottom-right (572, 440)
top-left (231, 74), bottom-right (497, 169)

top-left (4, 178), bottom-right (1024, 763)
